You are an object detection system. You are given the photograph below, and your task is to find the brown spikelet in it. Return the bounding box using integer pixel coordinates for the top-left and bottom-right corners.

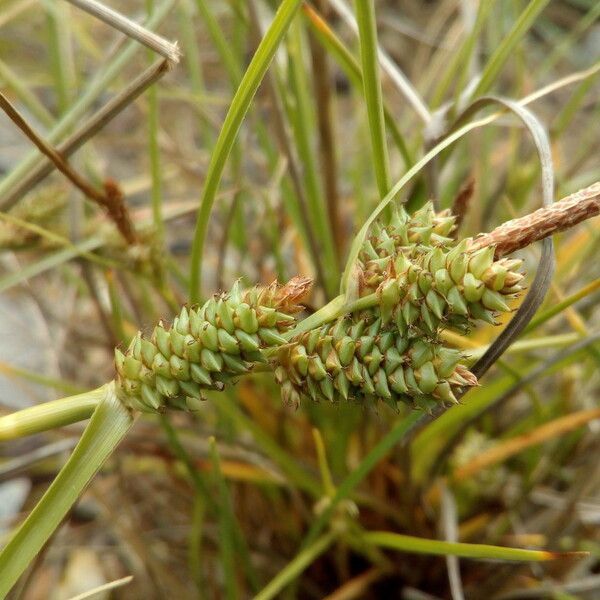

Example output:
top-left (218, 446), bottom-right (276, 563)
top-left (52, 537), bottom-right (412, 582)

top-left (264, 276), bottom-right (313, 314)
top-left (468, 182), bottom-right (600, 258)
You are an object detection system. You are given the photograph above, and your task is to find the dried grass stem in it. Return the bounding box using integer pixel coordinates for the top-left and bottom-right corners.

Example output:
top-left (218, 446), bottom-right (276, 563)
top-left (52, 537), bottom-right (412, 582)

top-left (470, 182), bottom-right (600, 257)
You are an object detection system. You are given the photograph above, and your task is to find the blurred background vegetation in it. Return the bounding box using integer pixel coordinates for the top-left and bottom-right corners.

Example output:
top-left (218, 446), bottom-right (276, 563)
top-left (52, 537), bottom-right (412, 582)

top-left (0, 0), bottom-right (600, 598)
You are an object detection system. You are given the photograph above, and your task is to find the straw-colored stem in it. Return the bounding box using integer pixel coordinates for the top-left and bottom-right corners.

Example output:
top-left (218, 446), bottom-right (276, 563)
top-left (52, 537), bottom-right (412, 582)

top-left (65, 0), bottom-right (181, 62)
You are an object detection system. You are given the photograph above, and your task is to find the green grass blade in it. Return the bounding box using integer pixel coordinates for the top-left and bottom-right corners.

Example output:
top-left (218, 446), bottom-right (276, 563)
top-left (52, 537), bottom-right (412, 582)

top-left (209, 438), bottom-right (240, 600)
top-left (363, 531), bottom-right (583, 562)
top-left (0, 58), bottom-right (55, 127)
top-left (194, 0), bottom-right (241, 85)
top-left (254, 532), bottom-right (336, 600)
top-left (524, 278), bottom-right (600, 334)
top-left (471, 0), bottom-right (551, 98)
top-left (430, 0), bottom-right (494, 108)
top-left (215, 390), bottom-right (321, 497)
top-left (538, 2), bottom-right (600, 77)
top-left (147, 0), bottom-right (164, 239)
top-left (0, 383), bottom-right (135, 597)
top-left (354, 0), bottom-right (390, 200)
top-left (0, 362), bottom-right (86, 396)
top-left (209, 437), bottom-right (260, 597)
top-left (189, 0), bottom-right (302, 302)
top-left (0, 235), bottom-right (107, 293)
top-left (302, 4), bottom-right (413, 166)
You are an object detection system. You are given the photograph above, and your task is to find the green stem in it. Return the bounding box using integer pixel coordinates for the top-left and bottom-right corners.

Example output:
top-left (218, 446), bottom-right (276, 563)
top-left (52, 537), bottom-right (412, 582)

top-left (0, 383), bottom-right (136, 597)
top-left (283, 289), bottom-right (380, 341)
top-left (0, 388), bottom-right (104, 441)
top-left (302, 4), bottom-right (412, 167)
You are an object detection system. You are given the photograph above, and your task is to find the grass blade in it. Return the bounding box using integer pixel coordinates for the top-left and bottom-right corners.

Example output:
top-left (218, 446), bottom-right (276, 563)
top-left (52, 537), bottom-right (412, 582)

top-left (285, 19), bottom-right (339, 296)
top-left (362, 531), bottom-right (584, 562)
top-left (301, 411), bottom-right (422, 549)
top-left (0, 383), bottom-right (135, 597)
top-left (302, 4), bottom-right (413, 166)
top-left (254, 532), bottom-right (336, 600)
top-left (354, 0), bottom-right (390, 200)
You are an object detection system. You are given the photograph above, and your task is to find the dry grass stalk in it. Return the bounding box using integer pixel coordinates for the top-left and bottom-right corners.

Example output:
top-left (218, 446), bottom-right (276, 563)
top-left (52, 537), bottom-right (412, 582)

top-left (64, 0), bottom-right (181, 63)
top-left (0, 59), bottom-right (171, 212)
top-left (0, 92), bottom-right (137, 243)
top-left (469, 181), bottom-right (600, 257)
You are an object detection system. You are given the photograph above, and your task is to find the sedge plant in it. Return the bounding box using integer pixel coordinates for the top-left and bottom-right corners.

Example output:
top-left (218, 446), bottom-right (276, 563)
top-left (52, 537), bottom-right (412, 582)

top-left (1, 1), bottom-right (600, 598)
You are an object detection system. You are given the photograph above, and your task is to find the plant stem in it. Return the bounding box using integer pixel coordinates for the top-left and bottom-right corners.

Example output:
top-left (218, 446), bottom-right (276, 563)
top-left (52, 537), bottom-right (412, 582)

top-left (468, 181), bottom-right (600, 257)
top-left (0, 388), bottom-right (104, 441)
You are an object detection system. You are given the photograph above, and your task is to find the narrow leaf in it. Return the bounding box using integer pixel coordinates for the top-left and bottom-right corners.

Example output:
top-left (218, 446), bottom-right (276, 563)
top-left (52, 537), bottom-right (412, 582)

top-left (0, 384), bottom-right (135, 597)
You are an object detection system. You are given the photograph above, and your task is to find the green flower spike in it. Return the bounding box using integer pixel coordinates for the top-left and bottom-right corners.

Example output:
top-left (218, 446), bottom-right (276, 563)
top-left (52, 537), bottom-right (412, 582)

top-left (115, 277), bottom-right (312, 412)
top-left (274, 311), bottom-right (477, 410)
top-left (360, 203), bottom-right (524, 335)
top-left (275, 202), bottom-right (523, 410)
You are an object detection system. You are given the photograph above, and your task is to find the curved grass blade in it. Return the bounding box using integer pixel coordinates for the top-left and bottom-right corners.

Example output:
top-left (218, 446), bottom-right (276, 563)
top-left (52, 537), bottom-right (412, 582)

top-left (341, 97), bottom-right (555, 383)
top-left (189, 0), bottom-right (302, 302)
top-left (447, 97), bottom-right (555, 380)
top-left (340, 113), bottom-right (501, 294)
top-left (0, 383), bottom-right (135, 597)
